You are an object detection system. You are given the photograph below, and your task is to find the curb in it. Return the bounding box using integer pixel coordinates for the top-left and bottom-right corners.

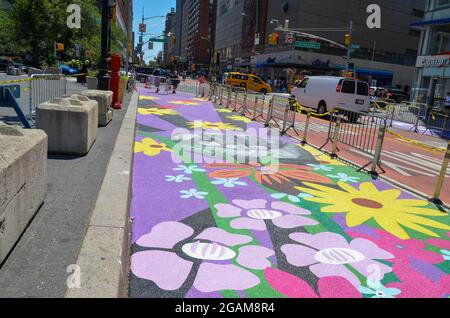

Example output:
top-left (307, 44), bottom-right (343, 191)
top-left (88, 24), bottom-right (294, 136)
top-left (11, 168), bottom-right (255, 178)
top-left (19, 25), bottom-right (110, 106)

top-left (65, 90), bottom-right (138, 298)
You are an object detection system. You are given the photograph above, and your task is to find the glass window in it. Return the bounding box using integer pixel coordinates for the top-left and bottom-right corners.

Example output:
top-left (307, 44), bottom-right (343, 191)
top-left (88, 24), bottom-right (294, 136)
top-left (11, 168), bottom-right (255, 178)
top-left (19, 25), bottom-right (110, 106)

top-left (299, 78), bottom-right (309, 88)
top-left (342, 81), bottom-right (356, 94)
top-left (357, 82), bottom-right (369, 96)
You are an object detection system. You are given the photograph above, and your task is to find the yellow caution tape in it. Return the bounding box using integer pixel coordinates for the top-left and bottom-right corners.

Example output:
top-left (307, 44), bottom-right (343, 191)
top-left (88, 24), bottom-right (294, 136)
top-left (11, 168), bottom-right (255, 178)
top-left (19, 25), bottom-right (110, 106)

top-left (387, 130), bottom-right (446, 153)
top-left (0, 77), bottom-right (33, 85)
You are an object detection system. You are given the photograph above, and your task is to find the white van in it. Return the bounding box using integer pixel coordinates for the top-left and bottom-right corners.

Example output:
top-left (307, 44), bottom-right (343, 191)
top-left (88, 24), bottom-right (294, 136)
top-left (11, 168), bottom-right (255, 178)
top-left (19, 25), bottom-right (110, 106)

top-left (291, 76), bottom-right (370, 114)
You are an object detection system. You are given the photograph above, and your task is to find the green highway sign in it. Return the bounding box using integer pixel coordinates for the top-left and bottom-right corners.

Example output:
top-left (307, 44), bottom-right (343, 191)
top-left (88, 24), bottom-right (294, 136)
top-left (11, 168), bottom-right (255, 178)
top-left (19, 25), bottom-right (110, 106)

top-left (150, 38), bottom-right (167, 43)
top-left (295, 41), bottom-right (321, 49)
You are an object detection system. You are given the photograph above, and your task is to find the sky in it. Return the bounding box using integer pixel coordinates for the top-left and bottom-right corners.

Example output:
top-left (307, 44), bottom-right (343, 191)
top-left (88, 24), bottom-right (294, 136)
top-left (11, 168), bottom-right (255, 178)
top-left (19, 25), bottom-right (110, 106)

top-left (133, 0), bottom-right (176, 62)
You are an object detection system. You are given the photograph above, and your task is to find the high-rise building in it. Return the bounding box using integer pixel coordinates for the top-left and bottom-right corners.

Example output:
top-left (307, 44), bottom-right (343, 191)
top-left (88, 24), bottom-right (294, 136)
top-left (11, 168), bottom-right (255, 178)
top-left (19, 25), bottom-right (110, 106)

top-left (114, 0), bottom-right (134, 63)
top-left (164, 8), bottom-right (176, 65)
top-left (412, 0), bottom-right (450, 106)
top-left (215, 0), bottom-right (426, 88)
top-left (176, 0), bottom-right (217, 71)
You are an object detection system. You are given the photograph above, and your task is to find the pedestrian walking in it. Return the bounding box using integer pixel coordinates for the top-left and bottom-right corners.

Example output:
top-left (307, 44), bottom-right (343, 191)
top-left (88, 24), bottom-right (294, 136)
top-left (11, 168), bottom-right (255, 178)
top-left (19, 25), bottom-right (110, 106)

top-left (170, 71), bottom-right (180, 94)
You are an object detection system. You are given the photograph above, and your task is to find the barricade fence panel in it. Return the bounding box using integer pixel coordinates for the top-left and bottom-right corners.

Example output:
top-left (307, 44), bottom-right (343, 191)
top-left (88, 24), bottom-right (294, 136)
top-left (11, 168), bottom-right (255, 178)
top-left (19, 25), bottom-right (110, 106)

top-left (30, 74), bottom-right (67, 122)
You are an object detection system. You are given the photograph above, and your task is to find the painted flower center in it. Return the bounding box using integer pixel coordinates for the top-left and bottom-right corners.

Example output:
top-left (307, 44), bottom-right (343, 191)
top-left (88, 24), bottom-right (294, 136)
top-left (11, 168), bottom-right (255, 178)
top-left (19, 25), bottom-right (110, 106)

top-left (247, 209), bottom-right (283, 220)
top-left (150, 145), bottom-right (164, 149)
top-left (376, 291), bottom-right (386, 297)
top-left (352, 198), bottom-right (384, 209)
top-left (314, 247), bottom-right (366, 265)
top-left (182, 242), bottom-right (236, 261)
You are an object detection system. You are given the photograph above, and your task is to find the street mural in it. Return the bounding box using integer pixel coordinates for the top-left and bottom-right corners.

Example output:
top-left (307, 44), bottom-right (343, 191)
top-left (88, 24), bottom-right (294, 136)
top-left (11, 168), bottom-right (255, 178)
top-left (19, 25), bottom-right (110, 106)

top-left (129, 87), bottom-right (450, 298)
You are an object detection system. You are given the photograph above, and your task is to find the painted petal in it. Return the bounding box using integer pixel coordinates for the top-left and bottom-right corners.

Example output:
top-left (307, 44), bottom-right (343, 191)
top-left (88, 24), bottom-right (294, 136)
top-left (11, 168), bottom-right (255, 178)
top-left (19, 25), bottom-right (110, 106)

top-left (215, 203), bottom-right (242, 218)
top-left (136, 222), bottom-right (194, 249)
top-left (318, 277), bottom-right (362, 298)
top-left (195, 227), bottom-right (252, 247)
top-left (427, 238), bottom-right (450, 250)
top-left (264, 268), bottom-right (318, 298)
top-left (231, 217), bottom-right (267, 231)
top-left (237, 246), bottom-right (275, 270)
top-left (131, 251), bottom-right (193, 291)
top-left (233, 199), bottom-right (267, 210)
top-left (310, 263), bottom-right (361, 288)
top-left (273, 215), bottom-right (318, 229)
top-left (349, 238), bottom-right (394, 260)
top-left (290, 232), bottom-right (349, 250)
top-left (194, 263), bottom-right (260, 293)
top-left (271, 201), bottom-right (311, 215)
top-left (281, 244), bottom-right (317, 267)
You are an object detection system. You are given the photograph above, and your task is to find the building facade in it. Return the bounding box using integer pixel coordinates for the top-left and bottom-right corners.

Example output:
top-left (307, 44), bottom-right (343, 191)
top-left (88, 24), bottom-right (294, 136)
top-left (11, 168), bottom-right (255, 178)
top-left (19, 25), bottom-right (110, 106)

top-left (115, 0), bottom-right (134, 63)
top-left (163, 8), bottom-right (176, 65)
top-left (412, 0), bottom-right (450, 106)
top-left (176, 0), bottom-right (217, 71)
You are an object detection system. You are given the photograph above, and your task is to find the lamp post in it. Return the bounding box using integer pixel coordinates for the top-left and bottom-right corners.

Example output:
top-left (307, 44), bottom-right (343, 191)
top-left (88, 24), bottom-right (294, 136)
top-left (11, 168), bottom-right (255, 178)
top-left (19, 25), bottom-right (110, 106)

top-left (201, 36), bottom-right (213, 75)
top-left (98, 0), bottom-right (111, 91)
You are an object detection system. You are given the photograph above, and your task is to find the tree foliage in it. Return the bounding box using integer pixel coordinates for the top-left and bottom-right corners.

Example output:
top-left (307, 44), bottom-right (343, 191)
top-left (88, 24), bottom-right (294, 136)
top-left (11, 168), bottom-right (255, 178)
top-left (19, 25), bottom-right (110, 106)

top-left (0, 0), bottom-right (128, 67)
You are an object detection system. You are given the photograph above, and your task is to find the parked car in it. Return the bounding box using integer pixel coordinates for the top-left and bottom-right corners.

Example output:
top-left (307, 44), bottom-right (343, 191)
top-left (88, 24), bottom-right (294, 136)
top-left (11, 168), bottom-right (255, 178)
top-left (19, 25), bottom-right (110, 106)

top-left (290, 76), bottom-right (370, 116)
top-left (0, 59), bottom-right (10, 72)
top-left (386, 88), bottom-right (408, 103)
top-left (60, 63), bottom-right (78, 75)
top-left (225, 72), bottom-right (272, 94)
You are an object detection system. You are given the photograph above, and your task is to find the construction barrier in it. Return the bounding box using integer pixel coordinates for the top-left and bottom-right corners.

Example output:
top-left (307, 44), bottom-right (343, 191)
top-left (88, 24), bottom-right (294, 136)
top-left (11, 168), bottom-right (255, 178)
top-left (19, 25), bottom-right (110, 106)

top-left (29, 74), bottom-right (67, 123)
top-left (320, 108), bottom-right (388, 176)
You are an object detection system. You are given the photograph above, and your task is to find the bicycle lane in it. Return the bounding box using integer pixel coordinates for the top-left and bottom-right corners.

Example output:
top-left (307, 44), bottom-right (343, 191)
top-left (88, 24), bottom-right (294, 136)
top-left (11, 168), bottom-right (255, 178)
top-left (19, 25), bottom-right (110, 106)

top-left (280, 113), bottom-right (450, 206)
top-left (128, 87), bottom-right (450, 298)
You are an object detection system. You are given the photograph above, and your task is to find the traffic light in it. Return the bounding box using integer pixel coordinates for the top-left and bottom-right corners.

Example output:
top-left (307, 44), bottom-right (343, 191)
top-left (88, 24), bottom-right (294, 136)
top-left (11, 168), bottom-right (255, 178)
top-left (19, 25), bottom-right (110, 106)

top-left (56, 43), bottom-right (65, 51)
top-left (269, 33), bottom-right (279, 45)
top-left (344, 34), bottom-right (351, 47)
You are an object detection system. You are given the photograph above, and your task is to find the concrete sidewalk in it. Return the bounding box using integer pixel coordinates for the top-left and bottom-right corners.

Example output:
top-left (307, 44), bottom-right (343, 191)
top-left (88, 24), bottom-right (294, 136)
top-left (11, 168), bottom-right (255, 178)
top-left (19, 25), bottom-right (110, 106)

top-left (0, 93), bottom-right (132, 298)
top-left (127, 88), bottom-right (450, 298)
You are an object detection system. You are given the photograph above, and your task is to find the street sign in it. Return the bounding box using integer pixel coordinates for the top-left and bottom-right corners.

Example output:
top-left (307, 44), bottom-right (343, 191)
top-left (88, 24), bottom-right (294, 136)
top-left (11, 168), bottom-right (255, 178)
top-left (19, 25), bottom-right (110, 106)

top-left (295, 41), bottom-right (321, 49)
top-left (139, 23), bottom-right (147, 33)
top-left (149, 38), bottom-right (166, 43)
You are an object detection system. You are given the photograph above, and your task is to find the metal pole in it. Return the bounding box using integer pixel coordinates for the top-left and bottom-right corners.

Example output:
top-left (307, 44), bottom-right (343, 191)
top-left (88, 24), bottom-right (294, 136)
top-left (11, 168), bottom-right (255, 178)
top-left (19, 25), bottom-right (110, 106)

top-left (430, 140), bottom-right (450, 205)
top-left (302, 111), bottom-right (311, 146)
top-left (331, 118), bottom-right (341, 158)
top-left (371, 125), bottom-right (386, 176)
top-left (98, 0), bottom-right (110, 91)
top-left (346, 21), bottom-right (353, 73)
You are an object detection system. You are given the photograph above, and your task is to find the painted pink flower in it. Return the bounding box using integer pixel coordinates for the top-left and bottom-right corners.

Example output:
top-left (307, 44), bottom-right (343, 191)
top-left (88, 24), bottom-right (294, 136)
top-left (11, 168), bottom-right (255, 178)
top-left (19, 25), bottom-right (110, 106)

top-left (215, 199), bottom-right (318, 232)
top-left (427, 232), bottom-right (450, 250)
top-left (346, 229), bottom-right (444, 264)
top-left (281, 232), bottom-right (394, 287)
top-left (264, 268), bottom-right (361, 298)
top-left (386, 259), bottom-right (450, 298)
top-left (131, 222), bottom-right (275, 293)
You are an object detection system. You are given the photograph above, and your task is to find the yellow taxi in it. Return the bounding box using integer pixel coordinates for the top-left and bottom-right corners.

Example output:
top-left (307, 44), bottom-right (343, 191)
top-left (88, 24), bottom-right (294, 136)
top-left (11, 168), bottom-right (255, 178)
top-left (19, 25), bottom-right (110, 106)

top-left (225, 72), bottom-right (272, 94)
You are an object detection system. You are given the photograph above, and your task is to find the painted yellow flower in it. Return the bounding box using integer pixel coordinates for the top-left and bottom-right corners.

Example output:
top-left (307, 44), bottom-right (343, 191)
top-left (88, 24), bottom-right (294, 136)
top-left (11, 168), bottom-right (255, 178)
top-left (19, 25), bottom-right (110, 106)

top-left (227, 115), bottom-right (252, 123)
top-left (299, 145), bottom-right (346, 166)
top-left (188, 121), bottom-right (240, 131)
top-left (134, 138), bottom-right (172, 157)
top-left (217, 109), bottom-right (233, 113)
top-left (169, 100), bottom-right (201, 106)
top-left (296, 182), bottom-right (450, 240)
top-left (139, 96), bottom-right (159, 101)
top-left (138, 108), bottom-right (179, 116)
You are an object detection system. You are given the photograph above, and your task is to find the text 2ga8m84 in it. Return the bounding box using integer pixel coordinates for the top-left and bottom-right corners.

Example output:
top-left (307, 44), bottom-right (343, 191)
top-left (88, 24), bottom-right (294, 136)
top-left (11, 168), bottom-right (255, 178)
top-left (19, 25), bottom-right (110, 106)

top-left (219, 302), bottom-right (276, 313)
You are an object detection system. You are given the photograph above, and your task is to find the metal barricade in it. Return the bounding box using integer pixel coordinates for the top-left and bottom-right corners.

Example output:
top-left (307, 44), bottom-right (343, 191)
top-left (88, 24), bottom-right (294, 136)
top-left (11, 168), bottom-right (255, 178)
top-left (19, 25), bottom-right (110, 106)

top-left (176, 78), bottom-right (200, 95)
top-left (320, 108), bottom-right (388, 176)
top-left (385, 102), bottom-right (427, 132)
top-left (430, 140), bottom-right (450, 205)
top-left (424, 111), bottom-right (450, 137)
top-left (29, 74), bottom-right (67, 123)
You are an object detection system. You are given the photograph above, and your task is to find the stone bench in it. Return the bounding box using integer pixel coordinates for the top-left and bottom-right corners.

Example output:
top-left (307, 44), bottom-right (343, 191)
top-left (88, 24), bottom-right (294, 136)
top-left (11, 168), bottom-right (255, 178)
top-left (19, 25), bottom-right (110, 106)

top-left (0, 124), bottom-right (47, 264)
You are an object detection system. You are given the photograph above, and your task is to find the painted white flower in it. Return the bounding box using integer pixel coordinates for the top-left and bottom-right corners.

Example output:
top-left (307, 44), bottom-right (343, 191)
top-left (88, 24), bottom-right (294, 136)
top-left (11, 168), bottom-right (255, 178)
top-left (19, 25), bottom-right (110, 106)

top-left (307, 164), bottom-right (333, 172)
top-left (180, 189), bottom-right (209, 199)
top-left (165, 175), bottom-right (192, 183)
top-left (326, 173), bottom-right (360, 183)
top-left (211, 178), bottom-right (248, 188)
top-left (173, 165), bottom-right (206, 174)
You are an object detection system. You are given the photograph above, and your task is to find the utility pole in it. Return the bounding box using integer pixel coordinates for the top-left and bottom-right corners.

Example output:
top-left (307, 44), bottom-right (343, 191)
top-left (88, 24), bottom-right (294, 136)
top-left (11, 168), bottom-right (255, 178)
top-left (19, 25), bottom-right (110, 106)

top-left (345, 21), bottom-right (353, 74)
top-left (98, 0), bottom-right (110, 91)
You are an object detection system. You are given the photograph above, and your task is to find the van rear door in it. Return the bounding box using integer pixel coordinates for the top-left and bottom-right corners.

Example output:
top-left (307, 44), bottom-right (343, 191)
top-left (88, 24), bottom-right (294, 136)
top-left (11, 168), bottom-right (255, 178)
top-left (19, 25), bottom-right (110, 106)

top-left (336, 79), bottom-right (356, 111)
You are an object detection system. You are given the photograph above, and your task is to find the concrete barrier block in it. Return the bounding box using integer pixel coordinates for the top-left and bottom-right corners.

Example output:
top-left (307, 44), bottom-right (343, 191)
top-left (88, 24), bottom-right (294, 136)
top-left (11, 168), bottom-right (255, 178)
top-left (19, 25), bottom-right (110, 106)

top-left (0, 124), bottom-right (47, 263)
top-left (80, 90), bottom-right (114, 127)
top-left (36, 97), bottom-right (98, 155)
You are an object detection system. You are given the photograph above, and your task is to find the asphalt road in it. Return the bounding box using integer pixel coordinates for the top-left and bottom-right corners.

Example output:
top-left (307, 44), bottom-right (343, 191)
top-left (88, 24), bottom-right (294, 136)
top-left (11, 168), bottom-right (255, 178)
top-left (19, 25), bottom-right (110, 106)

top-left (0, 86), bottom-right (132, 297)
